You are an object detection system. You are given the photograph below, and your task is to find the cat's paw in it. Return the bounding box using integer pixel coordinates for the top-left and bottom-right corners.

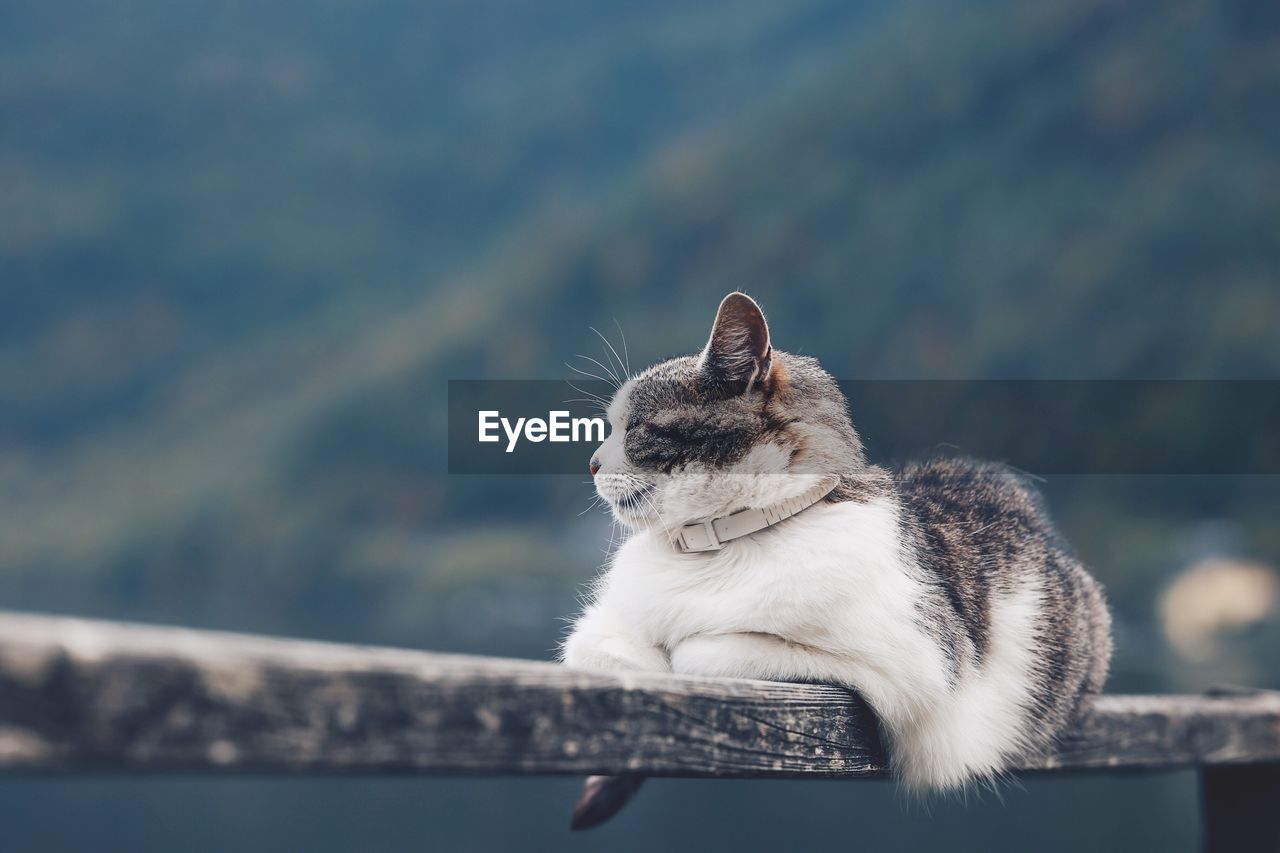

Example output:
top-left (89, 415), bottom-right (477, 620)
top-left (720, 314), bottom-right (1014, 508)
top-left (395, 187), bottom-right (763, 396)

top-left (670, 632), bottom-right (793, 680)
top-left (561, 633), bottom-right (670, 673)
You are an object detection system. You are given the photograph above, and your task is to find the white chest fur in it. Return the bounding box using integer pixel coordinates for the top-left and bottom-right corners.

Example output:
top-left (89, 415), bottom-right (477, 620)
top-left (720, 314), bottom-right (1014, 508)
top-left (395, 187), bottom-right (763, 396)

top-left (601, 500), bottom-right (936, 669)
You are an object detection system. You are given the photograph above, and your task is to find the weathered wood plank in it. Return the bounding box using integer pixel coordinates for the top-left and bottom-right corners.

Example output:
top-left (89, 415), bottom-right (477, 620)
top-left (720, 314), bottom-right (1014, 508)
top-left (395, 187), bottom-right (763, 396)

top-left (0, 611), bottom-right (1276, 778)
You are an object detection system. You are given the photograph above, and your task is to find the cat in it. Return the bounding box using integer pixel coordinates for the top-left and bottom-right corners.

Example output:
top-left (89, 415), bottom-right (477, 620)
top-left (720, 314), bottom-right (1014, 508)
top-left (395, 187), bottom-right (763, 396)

top-left (560, 292), bottom-right (1112, 828)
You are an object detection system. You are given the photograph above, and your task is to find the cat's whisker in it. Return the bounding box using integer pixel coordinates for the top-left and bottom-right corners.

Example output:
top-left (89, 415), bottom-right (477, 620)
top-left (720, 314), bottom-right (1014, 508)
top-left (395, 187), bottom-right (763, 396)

top-left (604, 515), bottom-right (623, 557)
top-left (612, 317), bottom-right (631, 377)
top-left (589, 326), bottom-right (630, 383)
top-left (563, 378), bottom-right (610, 408)
top-left (574, 353), bottom-right (622, 389)
top-left (579, 494), bottom-right (605, 517)
top-left (566, 361), bottom-right (617, 389)
top-left (635, 488), bottom-right (675, 542)
top-left (563, 397), bottom-right (608, 413)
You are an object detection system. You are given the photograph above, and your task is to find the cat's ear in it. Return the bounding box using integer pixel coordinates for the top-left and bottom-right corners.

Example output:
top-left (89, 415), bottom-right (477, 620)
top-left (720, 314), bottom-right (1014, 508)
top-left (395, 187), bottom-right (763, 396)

top-left (700, 292), bottom-right (773, 393)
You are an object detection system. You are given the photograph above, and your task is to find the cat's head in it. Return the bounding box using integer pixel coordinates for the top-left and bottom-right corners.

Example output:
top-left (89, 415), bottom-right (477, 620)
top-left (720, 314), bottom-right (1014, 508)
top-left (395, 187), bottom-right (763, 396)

top-left (591, 292), bottom-right (868, 535)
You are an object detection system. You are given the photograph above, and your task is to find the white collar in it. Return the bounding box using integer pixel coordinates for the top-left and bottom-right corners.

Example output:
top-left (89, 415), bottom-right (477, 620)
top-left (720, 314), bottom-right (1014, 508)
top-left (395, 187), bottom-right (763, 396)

top-left (672, 477), bottom-right (839, 553)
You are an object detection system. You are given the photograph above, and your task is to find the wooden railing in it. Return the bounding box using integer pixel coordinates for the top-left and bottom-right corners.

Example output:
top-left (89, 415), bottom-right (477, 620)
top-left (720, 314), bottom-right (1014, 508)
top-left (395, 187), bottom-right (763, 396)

top-left (0, 611), bottom-right (1276, 850)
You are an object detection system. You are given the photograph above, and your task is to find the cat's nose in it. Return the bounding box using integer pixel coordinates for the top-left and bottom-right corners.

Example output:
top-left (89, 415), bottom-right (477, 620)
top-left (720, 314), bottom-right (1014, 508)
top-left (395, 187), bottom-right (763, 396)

top-left (589, 457), bottom-right (601, 477)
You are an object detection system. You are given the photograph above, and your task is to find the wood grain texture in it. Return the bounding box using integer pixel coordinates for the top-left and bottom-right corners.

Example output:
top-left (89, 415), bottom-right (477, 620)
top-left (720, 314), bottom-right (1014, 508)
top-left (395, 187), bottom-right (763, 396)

top-left (0, 611), bottom-right (1276, 778)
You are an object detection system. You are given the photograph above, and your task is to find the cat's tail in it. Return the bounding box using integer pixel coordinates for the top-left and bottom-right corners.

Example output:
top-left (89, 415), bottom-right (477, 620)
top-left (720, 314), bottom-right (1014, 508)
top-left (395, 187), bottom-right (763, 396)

top-left (569, 774), bottom-right (645, 830)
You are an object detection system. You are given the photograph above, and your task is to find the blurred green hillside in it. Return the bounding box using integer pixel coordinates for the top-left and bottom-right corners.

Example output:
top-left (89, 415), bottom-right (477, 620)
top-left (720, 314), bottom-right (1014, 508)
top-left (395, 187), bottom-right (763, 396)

top-left (1, 0), bottom-right (1278, 848)
top-left (2, 0), bottom-right (879, 442)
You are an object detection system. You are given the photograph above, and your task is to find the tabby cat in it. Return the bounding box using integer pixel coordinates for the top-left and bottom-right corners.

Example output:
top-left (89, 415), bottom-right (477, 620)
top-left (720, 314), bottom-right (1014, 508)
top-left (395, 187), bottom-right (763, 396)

top-left (561, 292), bottom-right (1112, 827)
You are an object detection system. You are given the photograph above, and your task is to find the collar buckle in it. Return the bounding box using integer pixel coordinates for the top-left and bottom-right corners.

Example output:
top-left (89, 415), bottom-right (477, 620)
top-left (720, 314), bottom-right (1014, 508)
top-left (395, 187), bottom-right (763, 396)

top-left (675, 518), bottom-right (723, 553)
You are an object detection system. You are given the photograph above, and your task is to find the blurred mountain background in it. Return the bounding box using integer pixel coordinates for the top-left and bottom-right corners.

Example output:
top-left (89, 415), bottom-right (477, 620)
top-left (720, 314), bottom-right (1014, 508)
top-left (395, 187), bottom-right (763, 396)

top-left (1, 0), bottom-right (1278, 850)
